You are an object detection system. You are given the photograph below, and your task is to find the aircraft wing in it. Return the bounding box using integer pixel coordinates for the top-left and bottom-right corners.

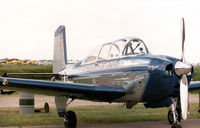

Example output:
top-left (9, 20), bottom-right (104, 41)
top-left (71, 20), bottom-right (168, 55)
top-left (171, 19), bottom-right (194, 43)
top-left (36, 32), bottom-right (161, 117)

top-left (189, 81), bottom-right (200, 92)
top-left (0, 77), bottom-right (125, 102)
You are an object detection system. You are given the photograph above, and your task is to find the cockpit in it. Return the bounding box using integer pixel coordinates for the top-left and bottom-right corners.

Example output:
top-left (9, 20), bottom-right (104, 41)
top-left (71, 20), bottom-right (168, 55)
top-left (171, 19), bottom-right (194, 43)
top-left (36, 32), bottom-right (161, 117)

top-left (83, 37), bottom-right (149, 64)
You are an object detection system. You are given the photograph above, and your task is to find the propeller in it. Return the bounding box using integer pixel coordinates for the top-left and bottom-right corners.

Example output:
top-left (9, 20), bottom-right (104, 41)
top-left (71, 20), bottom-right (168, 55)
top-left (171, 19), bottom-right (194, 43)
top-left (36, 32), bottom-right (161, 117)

top-left (175, 18), bottom-right (192, 120)
top-left (181, 18), bottom-right (185, 62)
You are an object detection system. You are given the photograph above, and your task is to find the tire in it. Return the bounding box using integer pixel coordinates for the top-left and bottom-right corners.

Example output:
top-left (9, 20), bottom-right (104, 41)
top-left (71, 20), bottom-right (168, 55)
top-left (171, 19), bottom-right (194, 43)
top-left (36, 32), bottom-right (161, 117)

top-left (64, 111), bottom-right (77, 128)
top-left (44, 102), bottom-right (49, 113)
top-left (168, 109), bottom-right (181, 125)
top-left (171, 122), bottom-right (182, 128)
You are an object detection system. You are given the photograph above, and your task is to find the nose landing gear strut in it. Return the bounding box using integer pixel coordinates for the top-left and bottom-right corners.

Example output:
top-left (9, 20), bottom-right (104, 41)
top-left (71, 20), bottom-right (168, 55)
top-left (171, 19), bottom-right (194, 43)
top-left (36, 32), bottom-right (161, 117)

top-left (168, 98), bottom-right (182, 128)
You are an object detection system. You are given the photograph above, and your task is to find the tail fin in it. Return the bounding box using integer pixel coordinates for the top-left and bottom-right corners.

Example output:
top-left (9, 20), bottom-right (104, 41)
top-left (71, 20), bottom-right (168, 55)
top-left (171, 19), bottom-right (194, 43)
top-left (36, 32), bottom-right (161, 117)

top-left (53, 25), bottom-right (67, 73)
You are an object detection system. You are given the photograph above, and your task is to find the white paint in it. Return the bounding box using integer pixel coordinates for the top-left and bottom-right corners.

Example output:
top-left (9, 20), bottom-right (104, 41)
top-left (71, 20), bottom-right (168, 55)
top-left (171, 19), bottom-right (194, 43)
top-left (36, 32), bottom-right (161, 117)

top-left (180, 75), bottom-right (189, 120)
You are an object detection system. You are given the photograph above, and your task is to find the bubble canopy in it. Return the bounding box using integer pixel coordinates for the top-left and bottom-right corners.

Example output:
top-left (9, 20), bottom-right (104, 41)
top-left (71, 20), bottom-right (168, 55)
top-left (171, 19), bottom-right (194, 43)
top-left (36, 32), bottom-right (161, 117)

top-left (82, 37), bottom-right (149, 64)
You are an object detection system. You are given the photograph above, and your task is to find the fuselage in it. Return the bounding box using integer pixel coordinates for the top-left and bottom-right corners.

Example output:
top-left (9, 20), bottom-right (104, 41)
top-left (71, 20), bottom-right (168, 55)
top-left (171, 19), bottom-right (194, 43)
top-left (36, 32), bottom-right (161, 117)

top-left (60, 53), bottom-right (193, 105)
top-left (58, 37), bottom-right (193, 108)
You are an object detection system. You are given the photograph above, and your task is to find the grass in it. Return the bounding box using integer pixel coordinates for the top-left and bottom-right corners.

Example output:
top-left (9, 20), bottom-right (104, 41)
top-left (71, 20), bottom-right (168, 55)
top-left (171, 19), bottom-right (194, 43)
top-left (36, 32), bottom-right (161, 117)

top-left (0, 64), bottom-right (52, 76)
top-left (193, 66), bottom-right (200, 81)
top-left (0, 103), bottom-right (200, 126)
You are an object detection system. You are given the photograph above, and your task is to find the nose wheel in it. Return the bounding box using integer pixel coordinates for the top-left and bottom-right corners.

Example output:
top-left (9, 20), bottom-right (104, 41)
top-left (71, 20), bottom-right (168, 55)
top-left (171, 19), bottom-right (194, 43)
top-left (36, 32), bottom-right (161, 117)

top-left (64, 111), bottom-right (77, 128)
top-left (168, 108), bottom-right (181, 125)
top-left (168, 98), bottom-right (182, 128)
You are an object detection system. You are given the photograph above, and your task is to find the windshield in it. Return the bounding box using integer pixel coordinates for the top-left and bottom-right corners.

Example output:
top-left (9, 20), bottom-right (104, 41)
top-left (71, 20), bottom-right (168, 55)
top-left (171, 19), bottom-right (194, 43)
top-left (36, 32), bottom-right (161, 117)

top-left (83, 45), bottom-right (101, 64)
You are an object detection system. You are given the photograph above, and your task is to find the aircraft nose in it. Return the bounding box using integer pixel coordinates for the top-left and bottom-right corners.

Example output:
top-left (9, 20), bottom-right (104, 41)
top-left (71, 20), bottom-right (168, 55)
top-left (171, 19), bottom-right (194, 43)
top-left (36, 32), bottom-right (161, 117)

top-left (174, 61), bottom-right (192, 76)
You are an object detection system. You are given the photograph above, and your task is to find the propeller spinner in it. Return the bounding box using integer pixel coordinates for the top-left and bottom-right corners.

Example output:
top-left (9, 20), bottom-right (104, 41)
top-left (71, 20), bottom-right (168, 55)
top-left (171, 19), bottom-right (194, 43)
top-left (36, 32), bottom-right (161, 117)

top-left (174, 18), bottom-right (192, 120)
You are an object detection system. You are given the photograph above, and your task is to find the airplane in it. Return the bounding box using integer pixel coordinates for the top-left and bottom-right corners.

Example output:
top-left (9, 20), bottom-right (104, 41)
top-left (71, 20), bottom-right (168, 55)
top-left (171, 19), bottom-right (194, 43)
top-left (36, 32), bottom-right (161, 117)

top-left (1, 18), bottom-right (200, 128)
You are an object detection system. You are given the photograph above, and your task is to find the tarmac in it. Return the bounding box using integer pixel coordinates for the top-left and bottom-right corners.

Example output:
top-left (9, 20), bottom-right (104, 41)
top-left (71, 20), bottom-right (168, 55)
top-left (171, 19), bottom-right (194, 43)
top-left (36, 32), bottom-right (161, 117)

top-left (0, 119), bottom-right (200, 128)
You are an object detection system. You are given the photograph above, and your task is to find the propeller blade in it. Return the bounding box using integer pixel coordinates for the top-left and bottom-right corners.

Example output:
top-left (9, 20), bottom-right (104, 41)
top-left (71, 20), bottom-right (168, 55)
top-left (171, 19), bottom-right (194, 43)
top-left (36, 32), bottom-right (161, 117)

top-left (181, 18), bottom-right (185, 62)
top-left (180, 75), bottom-right (188, 120)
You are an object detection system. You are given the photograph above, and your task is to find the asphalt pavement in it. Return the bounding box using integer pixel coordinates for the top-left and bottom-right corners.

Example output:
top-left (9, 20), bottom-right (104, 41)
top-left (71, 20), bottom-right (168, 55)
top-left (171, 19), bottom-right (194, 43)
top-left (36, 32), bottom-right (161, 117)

top-left (1, 119), bottom-right (200, 128)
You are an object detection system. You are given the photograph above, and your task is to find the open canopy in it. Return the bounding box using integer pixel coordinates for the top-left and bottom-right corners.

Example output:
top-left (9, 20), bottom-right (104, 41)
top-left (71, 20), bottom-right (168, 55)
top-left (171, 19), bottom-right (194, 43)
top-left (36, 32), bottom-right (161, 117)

top-left (83, 37), bottom-right (149, 64)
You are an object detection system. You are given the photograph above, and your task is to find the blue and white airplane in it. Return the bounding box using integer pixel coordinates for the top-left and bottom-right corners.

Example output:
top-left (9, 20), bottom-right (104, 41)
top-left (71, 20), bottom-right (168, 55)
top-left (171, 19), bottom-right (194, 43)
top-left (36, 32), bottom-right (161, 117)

top-left (1, 18), bottom-right (200, 128)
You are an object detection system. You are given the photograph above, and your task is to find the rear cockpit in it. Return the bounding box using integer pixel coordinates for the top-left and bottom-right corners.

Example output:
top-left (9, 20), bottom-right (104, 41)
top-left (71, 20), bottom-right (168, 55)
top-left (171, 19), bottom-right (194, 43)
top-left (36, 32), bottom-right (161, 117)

top-left (82, 37), bottom-right (149, 65)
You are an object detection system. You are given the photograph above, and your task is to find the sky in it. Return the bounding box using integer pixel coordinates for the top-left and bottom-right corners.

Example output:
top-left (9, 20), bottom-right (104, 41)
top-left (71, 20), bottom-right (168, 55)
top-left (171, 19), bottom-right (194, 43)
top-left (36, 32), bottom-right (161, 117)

top-left (0, 0), bottom-right (200, 63)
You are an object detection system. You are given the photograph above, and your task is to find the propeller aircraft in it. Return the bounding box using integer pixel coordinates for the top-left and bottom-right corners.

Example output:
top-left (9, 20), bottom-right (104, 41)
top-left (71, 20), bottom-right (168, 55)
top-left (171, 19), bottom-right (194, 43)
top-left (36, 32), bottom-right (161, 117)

top-left (1, 18), bottom-right (200, 128)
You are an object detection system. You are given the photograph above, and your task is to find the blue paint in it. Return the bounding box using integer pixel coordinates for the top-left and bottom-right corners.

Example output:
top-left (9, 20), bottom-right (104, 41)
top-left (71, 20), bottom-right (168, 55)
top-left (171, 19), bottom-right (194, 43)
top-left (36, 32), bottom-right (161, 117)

top-left (189, 81), bottom-right (200, 91)
top-left (144, 97), bottom-right (172, 108)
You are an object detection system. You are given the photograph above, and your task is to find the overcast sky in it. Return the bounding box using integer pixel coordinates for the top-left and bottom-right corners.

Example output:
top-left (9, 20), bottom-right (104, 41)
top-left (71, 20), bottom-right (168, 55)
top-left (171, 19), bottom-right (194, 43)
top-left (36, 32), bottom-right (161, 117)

top-left (0, 0), bottom-right (200, 63)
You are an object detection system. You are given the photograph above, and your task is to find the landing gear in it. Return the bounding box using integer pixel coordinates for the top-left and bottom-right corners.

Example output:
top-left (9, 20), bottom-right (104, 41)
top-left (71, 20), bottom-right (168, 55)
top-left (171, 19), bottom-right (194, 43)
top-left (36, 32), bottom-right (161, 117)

top-left (168, 108), bottom-right (181, 124)
top-left (168, 98), bottom-right (182, 128)
top-left (64, 111), bottom-right (77, 128)
top-left (55, 97), bottom-right (77, 128)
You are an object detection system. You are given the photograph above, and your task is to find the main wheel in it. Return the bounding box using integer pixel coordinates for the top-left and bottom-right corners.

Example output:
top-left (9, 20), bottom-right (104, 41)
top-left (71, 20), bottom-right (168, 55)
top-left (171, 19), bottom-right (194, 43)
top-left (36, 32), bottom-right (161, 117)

top-left (44, 102), bottom-right (49, 113)
top-left (64, 111), bottom-right (77, 128)
top-left (168, 109), bottom-right (181, 125)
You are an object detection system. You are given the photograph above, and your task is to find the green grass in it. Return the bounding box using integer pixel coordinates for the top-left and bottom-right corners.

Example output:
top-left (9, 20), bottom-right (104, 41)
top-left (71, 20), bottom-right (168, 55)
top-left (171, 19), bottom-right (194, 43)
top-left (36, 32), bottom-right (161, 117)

top-left (0, 64), bottom-right (52, 76)
top-left (0, 104), bottom-right (200, 126)
top-left (193, 66), bottom-right (200, 81)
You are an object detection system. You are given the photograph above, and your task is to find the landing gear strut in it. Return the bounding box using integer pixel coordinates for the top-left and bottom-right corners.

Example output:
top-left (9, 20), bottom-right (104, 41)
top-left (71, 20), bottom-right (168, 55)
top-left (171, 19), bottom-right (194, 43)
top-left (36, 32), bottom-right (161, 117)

top-left (55, 97), bottom-right (77, 128)
top-left (64, 111), bottom-right (77, 128)
top-left (168, 98), bottom-right (182, 128)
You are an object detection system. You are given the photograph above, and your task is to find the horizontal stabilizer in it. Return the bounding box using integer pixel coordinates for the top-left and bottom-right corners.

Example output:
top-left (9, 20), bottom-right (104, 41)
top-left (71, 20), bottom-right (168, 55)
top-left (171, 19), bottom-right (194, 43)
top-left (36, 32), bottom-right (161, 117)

top-left (3, 73), bottom-right (60, 80)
